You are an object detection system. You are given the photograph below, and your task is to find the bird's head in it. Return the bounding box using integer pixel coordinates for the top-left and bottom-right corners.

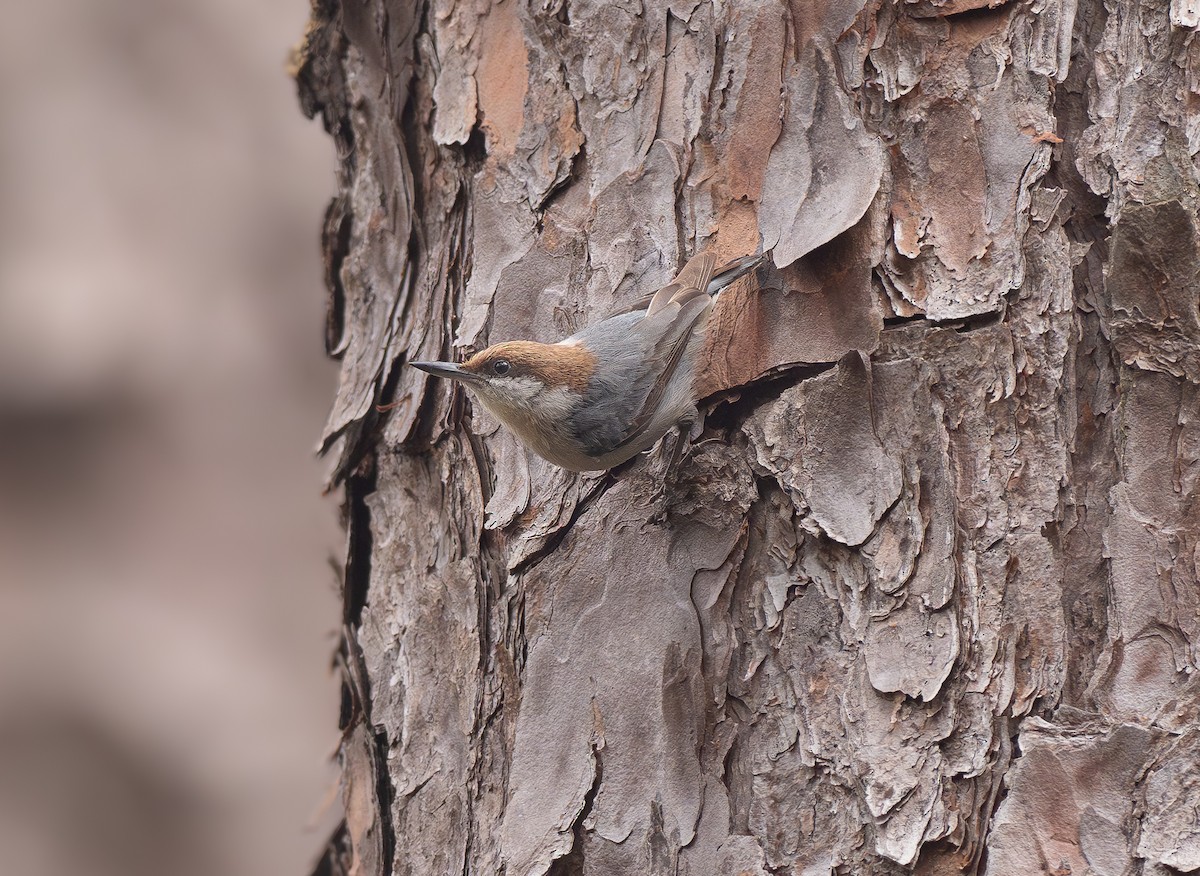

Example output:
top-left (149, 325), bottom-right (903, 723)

top-left (411, 340), bottom-right (596, 421)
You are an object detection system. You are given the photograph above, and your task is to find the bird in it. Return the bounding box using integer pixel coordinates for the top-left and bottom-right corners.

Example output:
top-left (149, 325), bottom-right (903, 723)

top-left (410, 250), bottom-right (765, 471)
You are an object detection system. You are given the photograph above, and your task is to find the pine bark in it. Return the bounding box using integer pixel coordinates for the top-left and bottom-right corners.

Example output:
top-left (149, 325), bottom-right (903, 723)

top-left (294, 0), bottom-right (1200, 873)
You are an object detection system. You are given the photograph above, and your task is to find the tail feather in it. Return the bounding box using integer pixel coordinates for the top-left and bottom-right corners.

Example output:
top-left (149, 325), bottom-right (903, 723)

top-left (705, 251), bottom-right (768, 296)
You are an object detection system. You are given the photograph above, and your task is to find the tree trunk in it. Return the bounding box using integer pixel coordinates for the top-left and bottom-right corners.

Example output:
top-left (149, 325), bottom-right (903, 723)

top-left (294, 0), bottom-right (1200, 872)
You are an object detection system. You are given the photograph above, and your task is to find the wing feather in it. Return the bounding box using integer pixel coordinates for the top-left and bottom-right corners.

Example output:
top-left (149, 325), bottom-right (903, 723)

top-left (608, 295), bottom-right (711, 452)
top-left (646, 251), bottom-right (718, 315)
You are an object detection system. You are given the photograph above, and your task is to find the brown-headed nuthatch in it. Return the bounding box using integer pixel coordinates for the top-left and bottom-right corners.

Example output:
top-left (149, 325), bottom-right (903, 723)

top-left (411, 250), bottom-right (765, 471)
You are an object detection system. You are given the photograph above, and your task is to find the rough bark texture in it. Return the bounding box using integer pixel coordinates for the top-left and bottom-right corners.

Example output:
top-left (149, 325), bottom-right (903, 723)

top-left (294, 0), bottom-right (1200, 872)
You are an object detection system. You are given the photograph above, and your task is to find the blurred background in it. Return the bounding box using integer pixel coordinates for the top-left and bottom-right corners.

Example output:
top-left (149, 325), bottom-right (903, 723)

top-left (0, 1), bottom-right (343, 874)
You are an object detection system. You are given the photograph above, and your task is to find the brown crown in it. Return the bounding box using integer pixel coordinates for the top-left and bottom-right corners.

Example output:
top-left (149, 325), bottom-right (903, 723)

top-left (461, 340), bottom-right (596, 394)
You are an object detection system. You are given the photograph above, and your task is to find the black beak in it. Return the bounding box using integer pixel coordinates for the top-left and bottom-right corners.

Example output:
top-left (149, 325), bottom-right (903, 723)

top-left (410, 361), bottom-right (478, 383)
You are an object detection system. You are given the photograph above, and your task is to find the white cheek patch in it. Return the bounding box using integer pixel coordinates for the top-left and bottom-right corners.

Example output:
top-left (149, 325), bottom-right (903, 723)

top-left (473, 378), bottom-right (576, 429)
top-left (485, 376), bottom-right (544, 406)
top-left (555, 337), bottom-right (582, 347)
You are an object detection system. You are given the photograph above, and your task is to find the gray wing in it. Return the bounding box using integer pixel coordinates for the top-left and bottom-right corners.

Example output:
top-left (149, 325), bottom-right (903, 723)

top-left (568, 298), bottom-right (711, 458)
top-left (566, 250), bottom-right (763, 457)
top-left (608, 256), bottom-right (718, 445)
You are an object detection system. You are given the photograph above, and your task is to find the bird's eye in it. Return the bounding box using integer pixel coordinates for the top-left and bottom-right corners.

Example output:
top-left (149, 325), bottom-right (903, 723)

top-left (492, 359), bottom-right (511, 376)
